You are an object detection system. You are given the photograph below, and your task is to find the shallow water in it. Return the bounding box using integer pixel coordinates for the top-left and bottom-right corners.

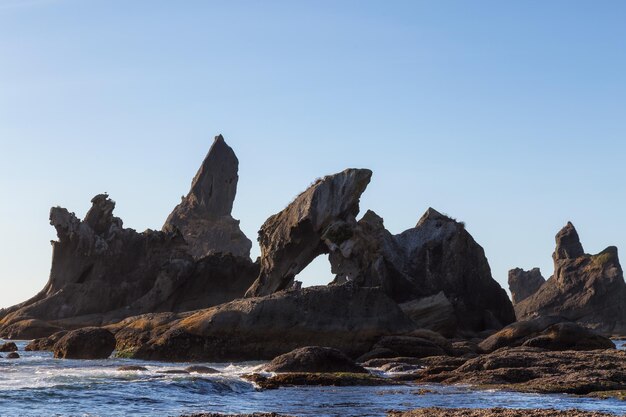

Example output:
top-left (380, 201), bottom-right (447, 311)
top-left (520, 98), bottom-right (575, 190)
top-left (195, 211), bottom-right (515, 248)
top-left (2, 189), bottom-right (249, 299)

top-left (1, 340), bottom-right (625, 417)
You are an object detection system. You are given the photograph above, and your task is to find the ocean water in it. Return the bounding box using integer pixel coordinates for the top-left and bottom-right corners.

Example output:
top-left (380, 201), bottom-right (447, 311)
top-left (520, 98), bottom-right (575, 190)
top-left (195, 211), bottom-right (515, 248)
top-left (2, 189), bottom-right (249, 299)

top-left (1, 340), bottom-right (625, 417)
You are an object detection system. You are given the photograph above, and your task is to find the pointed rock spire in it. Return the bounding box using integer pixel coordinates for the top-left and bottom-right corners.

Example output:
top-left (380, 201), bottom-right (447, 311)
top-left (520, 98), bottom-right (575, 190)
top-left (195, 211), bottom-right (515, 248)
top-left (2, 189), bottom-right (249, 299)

top-left (164, 135), bottom-right (252, 259)
top-left (553, 222), bottom-right (584, 261)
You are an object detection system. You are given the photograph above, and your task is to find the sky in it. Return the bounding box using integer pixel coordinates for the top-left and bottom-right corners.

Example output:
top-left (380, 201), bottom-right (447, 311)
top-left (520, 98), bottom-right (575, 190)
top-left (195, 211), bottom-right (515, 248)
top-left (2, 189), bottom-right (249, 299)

top-left (1, 0), bottom-right (625, 308)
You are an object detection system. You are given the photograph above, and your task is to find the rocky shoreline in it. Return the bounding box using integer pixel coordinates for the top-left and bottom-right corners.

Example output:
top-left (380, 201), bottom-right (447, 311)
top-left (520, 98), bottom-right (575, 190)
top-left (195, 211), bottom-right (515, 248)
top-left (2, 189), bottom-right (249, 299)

top-left (1, 136), bottom-right (626, 416)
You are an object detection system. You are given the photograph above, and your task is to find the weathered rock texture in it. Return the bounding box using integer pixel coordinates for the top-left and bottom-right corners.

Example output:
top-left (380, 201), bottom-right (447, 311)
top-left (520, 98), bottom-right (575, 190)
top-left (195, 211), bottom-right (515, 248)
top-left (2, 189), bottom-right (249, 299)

top-left (244, 167), bottom-right (514, 335)
top-left (264, 346), bottom-right (367, 373)
top-left (0, 137), bottom-right (258, 339)
top-left (508, 268), bottom-right (545, 304)
top-left (511, 222), bottom-right (626, 335)
top-left (111, 284), bottom-right (417, 362)
top-left (388, 408), bottom-right (620, 417)
top-left (328, 208), bottom-right (515, 334)
top-left (246, 168), bottom-right (373, 297)
top-left (163, 135), bottom-right (252, 259)
top-left (478, 316), bottom-right (614, 353)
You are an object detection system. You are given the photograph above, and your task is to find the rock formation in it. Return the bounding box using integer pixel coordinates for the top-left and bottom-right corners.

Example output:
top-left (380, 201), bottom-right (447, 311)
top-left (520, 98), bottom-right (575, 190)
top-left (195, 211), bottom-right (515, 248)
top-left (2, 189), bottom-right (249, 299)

top-left (510, 222), bottom-right (626, 335)
top-left (246, 168), bottom-right (373, 297)
top-left (327, 208), bottom-right (515, 334)
top-left (163, 135), bottom-right (252, 259)
top-left (0, 137), bottom-right (258, 338)
top-left (111, 284), bottom-right (417, 361)
top-left (508, 268), bottom-right (545, 304)
top-left (243, 167), bottom-right (514, 335)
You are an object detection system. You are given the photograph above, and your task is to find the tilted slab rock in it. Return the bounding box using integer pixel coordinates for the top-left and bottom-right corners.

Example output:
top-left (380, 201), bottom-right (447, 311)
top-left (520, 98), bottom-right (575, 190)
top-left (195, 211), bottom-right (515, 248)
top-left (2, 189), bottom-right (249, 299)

top-left (246, 168), bottom-right (372, 297)
top-left (163, 135), bottom-right (252, 259)
top-left (512, 223), bottom-right (626, 335)
top-left (112, 284), bottom-right (417, 362)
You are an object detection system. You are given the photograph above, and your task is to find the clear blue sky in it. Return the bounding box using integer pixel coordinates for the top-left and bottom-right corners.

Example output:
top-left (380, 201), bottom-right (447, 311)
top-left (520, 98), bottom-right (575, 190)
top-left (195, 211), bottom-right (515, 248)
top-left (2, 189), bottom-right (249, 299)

top-left (1, 0), bottom-right (625, 308)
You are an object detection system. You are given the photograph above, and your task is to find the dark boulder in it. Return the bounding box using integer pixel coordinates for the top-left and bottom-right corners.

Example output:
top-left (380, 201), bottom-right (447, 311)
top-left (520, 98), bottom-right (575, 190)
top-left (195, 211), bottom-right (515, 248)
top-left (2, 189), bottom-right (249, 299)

top-left (117, 365), bottom-right (148, 371)
top-left (373, 336), bottom-right (447, 358)
top-left (6, 352), bottom-right (19, 359)
top-left (185, 365), bottom-right (219, 374)
top-left (264, 346), bottom-right (367, 374)
top-left (479, 317), bottom-right (614, 353)
top-left (0, 342), bottom-right (18, 352)
top-left (53, 327), bottom-right (116, 359)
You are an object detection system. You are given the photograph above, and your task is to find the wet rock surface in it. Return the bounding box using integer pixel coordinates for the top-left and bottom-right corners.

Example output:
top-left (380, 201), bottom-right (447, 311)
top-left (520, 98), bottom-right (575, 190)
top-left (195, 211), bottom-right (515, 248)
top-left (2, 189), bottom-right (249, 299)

top-left (53, 327), bottom-right (116, 359)
top-left (388, 408), bottom-right (621, 417)
top-left (0, 341), bottom-right (18, 352)
top-left (415, 346), bottom-right (626, 396)
top-left (512, 223), bottom-right (626, 335)
top-left (264, 346), bottom-right (366, 374)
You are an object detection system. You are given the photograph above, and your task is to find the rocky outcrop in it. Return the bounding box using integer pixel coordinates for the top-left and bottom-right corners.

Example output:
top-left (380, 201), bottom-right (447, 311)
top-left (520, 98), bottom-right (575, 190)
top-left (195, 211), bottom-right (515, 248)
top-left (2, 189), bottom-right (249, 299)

top-left (25, 330), bottom-right (68, 351)
top-left (478, 317), bottom-right (614, 353)
top-left (328, 208), bottom-right (515, 334)
top-left (389, 408), bottom-right (621, 417)
top-left (512, 223), bottom-right (626, 335)
top-left (243, 166), bottom-right (513, 335)
top-left (246, 169), bottom-right (373, 297)
top-left (508, 268), bottom-right (545, 304)
top-left (264, 346), bottom-right (367, 373)
top-left (417, 346), bottom-right (626, 397)
top-left (0, 137), bottom-right (258, 338)
top-left (112, 284), bottom-right (417, 362)
top-left (163, 135), bottom-right (252, 259)
top-left (0, 342), bottom-right (17, 352)
top-left (53, 327), bottom-right (116, 359)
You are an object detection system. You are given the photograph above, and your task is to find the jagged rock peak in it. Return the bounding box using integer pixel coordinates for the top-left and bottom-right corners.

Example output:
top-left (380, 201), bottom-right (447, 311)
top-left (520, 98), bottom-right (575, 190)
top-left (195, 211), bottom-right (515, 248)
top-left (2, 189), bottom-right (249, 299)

top-left (163, 135), bottom-right (252, 259)
top-left (553, 221), bottom-right (585, 261)
top-left (416, 207), bottom-right (455, 227)
top-left (187, 134), bottom-right (238, 217)
top-left (84, 194), bottom-right (118, 235)
top-left (508, 267), bottom-right (546, 305)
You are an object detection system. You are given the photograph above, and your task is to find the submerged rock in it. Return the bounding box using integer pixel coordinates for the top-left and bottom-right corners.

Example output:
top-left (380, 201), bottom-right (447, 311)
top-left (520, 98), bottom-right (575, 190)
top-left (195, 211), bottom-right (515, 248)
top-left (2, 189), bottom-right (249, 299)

top-left (163, 135), bottom-right (252, 259)
top-left (264, 346), bottom-right (366, 374)
top-left (6, 352), bottom-right (19, 359)
top-left (512, 223), bottom-right (626, 335)
top-left (53, 327), bottom-right (116, 359)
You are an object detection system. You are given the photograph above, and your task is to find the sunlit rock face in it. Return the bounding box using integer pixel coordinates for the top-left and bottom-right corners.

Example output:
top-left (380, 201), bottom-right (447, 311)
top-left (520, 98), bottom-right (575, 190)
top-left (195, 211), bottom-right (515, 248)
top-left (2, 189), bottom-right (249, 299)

top-left (512, 222), bottom-right (626, 335)
top-left (163, 135), bottom-right (252, 259)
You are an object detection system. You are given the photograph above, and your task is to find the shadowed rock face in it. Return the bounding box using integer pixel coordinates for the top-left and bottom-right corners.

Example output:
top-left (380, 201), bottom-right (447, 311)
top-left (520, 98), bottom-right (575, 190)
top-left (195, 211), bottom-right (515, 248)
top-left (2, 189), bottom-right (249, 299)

top-left (163, 135), bottom-right (252, 259)
top-left (246, 168), bottom-right (373, 297)
top-left (0, 137), bottom-right (258, 339)
top-left (328, 208), bottom-right (516, 334)
top-left (508, 268), bottom-right (546, 304)
top-left (513, 223), bottom-right (626, 335)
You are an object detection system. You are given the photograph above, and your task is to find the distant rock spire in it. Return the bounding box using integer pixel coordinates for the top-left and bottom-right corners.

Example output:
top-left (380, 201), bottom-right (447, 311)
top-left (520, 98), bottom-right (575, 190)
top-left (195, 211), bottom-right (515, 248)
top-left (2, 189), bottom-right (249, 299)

top-left (553, 222), bottom-right (585, 261)
top-left (164, 135), bottom-right (252, 259)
